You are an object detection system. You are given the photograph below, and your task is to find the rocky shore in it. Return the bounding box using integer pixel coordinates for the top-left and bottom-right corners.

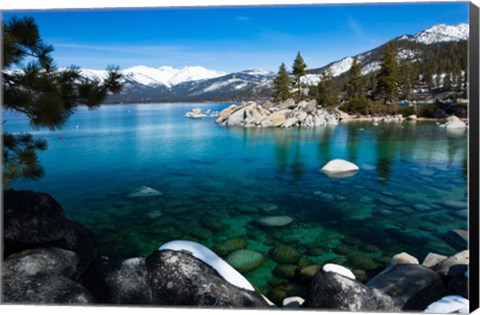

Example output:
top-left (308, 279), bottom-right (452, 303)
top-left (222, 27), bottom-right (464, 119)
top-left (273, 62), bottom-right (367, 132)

top-left (2, 190), bottom-right (469, 312)
top-left (214, 99), bottom-right (340, 128)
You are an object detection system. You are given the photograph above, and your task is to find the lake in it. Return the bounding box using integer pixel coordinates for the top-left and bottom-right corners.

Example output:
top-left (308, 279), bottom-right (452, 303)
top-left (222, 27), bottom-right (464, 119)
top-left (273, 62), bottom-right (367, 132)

top-left (3, 102), bottom-right (468, 297)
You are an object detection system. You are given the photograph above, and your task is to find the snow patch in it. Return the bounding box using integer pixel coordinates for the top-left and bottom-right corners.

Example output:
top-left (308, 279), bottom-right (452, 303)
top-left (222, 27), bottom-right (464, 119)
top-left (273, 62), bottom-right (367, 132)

top-left (158, 240), bottom-right (255, 291)
top-left (409, 23), bottom-right (468, 45)
top-left (322, 263), bottom-right (356, 280)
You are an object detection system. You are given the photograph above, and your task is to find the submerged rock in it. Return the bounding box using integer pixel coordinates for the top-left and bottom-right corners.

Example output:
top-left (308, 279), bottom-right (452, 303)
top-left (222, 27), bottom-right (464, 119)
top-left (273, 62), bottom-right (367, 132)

top-left (254, 216), bottom-right (293, 228)
top-left (269, 246), bottom-right (301, 264)
top-left (226, 250), bottom-right (265, 274)
top-left (128, 186), bottom-right (162, 198)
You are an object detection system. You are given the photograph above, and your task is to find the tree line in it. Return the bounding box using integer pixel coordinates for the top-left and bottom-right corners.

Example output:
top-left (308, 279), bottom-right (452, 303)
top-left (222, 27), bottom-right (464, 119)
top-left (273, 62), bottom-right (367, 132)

top-left (272, 40), bottom-right (467, 115)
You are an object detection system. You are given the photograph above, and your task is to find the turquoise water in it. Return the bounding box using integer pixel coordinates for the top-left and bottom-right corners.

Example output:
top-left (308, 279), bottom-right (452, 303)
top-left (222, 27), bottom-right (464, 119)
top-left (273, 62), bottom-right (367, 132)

top-left (3, 103), bottom-right (468, 301)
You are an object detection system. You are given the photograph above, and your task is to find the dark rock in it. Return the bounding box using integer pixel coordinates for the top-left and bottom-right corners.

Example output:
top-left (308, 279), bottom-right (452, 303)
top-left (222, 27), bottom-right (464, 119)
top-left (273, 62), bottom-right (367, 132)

top-left (447, 266), bottom-right (468, 298)
top-left (267, 283), bottom-right (307, 306)
top-left (104, 257), bottom-right (153, 304)
top-left (297, 265), bottom-right (321, 283)
top-left (4, 190), bottom-right (68, 251)
top-left (52, 220), bottom-right (98, 277)
top-left (367, 264), bottom-right (446, 310)
top-left (3, 247), bottom-right (78, 279)
top-left (273, 264), bottom-right (298, 280)
top-left (305, 271), bottom-right (397, 311)
top-left (145, 250), bottom-right (268, 307)
top-left (2, 274), bottom-right (95, 304)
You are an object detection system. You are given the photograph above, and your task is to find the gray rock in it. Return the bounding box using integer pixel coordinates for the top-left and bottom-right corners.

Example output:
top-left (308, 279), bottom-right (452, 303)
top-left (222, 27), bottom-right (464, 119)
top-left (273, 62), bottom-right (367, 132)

top-left (145, 250), bottom-right (269, 307)
top-left (3, 247), bottom-right (79, 279)
top-left (262, 101), bottom-right (273, 111)
top-left (104, 257), bottom-right (153, 304)
top-left (367, 264), bottom-right (446, 310)
top-left (2, 274), bottom-right (95, 304)
top-left (227, 103), bottom-right (256, 126)
top-left (303, 100), bottom-right (317, 114)
top-left (52, 220), bottom-right (98, 277)
top-left (432, 250), bottom-right (469, 277)
top-left (4, 190), bottom-right (68, 251)
top-left (305, 271), bottom-right (397, 311)
top-left (277, 99), bottom-right (296, 110)
top-left (283, 117), bottom-right (299, 128)
top-left (390, 252), bottom-right (419, 265)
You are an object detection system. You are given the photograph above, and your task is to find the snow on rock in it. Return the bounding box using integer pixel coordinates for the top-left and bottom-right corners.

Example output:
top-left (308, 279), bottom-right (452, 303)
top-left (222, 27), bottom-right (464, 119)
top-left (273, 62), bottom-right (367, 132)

top-left (327, 57), bottom-right (354, 77)
top-left (322, 263), bottom-right (356, 280)
top-left (409, 23), bottom-right (469, 45)
top-left (301, 74), bottom-right (321, 86)
top-left (158, 240), bottom-right (255, 291)
top-left (423, 295), bottom-right (469, 313)
top-left (361, 62), bottom-right (381, 75)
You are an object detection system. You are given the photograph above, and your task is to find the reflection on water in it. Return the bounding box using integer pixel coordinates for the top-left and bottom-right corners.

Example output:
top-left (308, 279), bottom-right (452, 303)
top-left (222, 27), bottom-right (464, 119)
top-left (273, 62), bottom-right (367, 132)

top-left (3, 103), bottom-right (468, 296)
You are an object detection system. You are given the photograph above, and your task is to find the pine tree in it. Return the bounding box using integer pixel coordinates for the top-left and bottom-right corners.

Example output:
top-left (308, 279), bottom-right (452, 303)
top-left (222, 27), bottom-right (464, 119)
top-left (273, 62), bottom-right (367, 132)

top-left (345, 57), bottom-right (363, 100)
top-left (292, 51), bottom-right (307, 103)
top-left (375, 41), bottom-right (399, 105)
top-left (317, 70), bottom-right (338, 108)
top-left (2, 16), bottom-right (123, 187)
top-left (272, 62), bottom-right (292, 102)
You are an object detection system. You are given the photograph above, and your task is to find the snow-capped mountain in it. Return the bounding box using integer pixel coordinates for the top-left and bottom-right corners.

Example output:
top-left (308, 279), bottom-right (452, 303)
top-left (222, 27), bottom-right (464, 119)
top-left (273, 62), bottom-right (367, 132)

top-left (77, 23), bottom-right (469, 103)
top-left (310, 23), bottom-right (468, 79)
top-left (403, 23), bottom-right (469, 45)
top-left (80, 65), bottom-right (227, 88)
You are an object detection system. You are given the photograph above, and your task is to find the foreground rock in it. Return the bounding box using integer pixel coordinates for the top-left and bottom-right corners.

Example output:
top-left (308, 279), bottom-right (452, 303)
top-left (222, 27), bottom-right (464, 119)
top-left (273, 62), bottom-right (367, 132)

top-left (4, 190), bottom-right (68, 251)
top-left (146, 249), bottom-right (269, 307)
top-left (215, 99), bottom-right (340, 128)
top-left (3, 274), bottom-right (95, 304)
top-left (367, 264), bottom-right (445, 310)
top-left (442, 115), bottom-right (467, 129)
top-left (321, 159), bottom-right (359, 178)
top-left (305, 271), bottom-right (398, 311)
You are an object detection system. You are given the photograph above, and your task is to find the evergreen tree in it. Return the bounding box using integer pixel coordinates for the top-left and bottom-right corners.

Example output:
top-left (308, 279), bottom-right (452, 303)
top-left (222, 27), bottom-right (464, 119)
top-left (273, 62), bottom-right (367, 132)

top-left (345, 57), bottom-right (363, 99)
top-left (316, 70), bottom-right (338, 108)
top-left (272, 62), bottom-right (292, 102)
top-left (2, 16), bottom-right (123, 187)
top-left (375, 41), bottom-right (399, 105)
top-left (292, 51), bottom-right (307, 103)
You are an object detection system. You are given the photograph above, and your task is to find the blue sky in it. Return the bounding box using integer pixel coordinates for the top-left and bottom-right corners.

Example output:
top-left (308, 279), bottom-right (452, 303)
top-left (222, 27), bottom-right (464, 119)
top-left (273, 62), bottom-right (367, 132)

top-left (3, 2), bottom-right (469, 72)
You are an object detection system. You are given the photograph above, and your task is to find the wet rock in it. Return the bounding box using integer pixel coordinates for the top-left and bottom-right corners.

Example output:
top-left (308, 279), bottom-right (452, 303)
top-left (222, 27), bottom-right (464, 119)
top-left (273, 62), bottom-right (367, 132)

top-left (298, 265), bottom-right (321, 282)
top-left (3, 247), bottom-right (79, 279)
top-left (145, 249), bottom-right (268, 307)
top-left (269, 246), bottom-right (301, 264)
top-left (367, 264), bottom-right (446, 310)
top-left (104, 257), bottom-right (153, 304)
top-left (273, 264), bottom-right (298, 280)
top-left (4, 190), bottom-right (68, 251)
top-left (2, 273), bottom-right (94, 304)
top-left (226, 249), bottom-right (264, 274)
top-left (305, 271), bottom-right (396, 311)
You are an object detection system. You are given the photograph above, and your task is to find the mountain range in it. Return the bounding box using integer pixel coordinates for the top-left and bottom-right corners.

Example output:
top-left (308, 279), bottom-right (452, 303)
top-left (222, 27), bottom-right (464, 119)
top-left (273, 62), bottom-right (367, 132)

top-left (80, 23), bottom-right (468, 103)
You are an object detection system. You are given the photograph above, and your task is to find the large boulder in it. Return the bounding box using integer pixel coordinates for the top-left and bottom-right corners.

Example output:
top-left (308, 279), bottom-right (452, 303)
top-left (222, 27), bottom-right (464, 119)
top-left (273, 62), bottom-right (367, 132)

top-left (2, 273), bottom-right (95, 304)
top-left (305, 271), bottom-right (397, 311)
top-left (145, 249), bottom-right (269, 307)
top-left (367, 264), bottom-right (446, 310)
top-left (277, 99), bottom-right (296, 110)
top-left (52, 220), bottom-right (98, 277)
top-left (3, 247), bottom-right (79, 279)
top-left (4, 190), bottom-right (68, 251)
top-left (444, 115), bottom-right (467, 129)
top-left (432, 250), bottom-right (469, 278)
top-left (104, 257), bottom-right (153, 304)
top-left (215, 104), bottom-right (237, 124)
top-left (227, 103), bottom-right (256, 126)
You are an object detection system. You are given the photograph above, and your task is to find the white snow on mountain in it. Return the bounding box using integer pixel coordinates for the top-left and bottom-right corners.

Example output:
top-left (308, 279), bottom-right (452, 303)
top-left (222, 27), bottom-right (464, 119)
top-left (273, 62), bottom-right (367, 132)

top-left (361, 62), bottom-right (381, 75)
top-left (409, 23), bottom-right (469, 45)
top-left (397, 49), bottom-right (417, 60)
top-left (327, 57), bottom-right (354, 77)
top-left (80, 65), bottom-right (228, 88)
top-left (301, 74), bottom-right (321, 86)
